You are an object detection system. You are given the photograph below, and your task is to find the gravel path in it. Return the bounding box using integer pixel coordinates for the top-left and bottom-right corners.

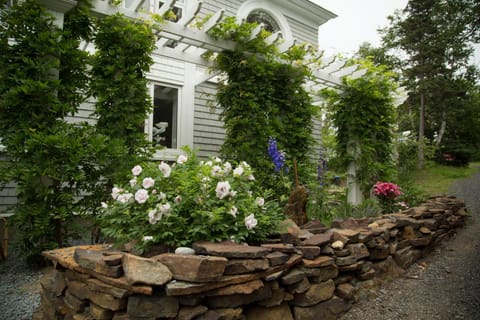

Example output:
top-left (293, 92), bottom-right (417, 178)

top-left (0, 167), bottom-right (479, 320)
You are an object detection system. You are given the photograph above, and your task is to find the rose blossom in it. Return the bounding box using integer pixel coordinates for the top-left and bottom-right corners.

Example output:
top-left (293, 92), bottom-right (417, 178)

top-left (111, 187), bottom-right (122, 199)
top-left (229, 206), bottom-right (238, 218)
top-left (211, 165), bottom-right (223, 177)
top-left (135, 189), bottom-right (149, 204)
top-left (132, 165), bottom-right (142, 176)
top-left (233, 166), bottom-right (244, 176)
top-left (117, 193), bottom-right (133, 203)
top-left (245, 214), bottom-right (258, 230)
top-left (177, 154), bottom-right (188, 164)
top-left (215, 181), bottom-right (231, 199)
top-left (129, 179), bottom-right (137, 187)
top-left (255, 197), bottom-right (265, 206)
top-left (158, 162), bottom-right (171, 177)
top-left (142, 177), bottom-right (155, 189)
top-left (174, 195), bottom-right (182, 203)
top-left (159, 203), bottom-right (172, 215)
top-left (101, 202), bottom-right (108, 208)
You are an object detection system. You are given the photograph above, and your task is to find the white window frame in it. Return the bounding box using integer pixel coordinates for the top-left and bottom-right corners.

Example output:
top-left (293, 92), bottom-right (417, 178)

top-left (146, 63), bottom-right (195, 161)
top-left (237, 0), bottom-right (293, 41)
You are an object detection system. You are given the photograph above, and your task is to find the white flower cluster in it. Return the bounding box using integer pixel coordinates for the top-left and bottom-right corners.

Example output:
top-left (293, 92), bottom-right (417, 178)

top-left (103, 152), bottom-right (271, 246)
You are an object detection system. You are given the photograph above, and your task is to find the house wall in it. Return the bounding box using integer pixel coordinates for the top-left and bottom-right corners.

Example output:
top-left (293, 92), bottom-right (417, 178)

top-left (0, 0), bottom-right (327, 209)
top-left (0, 155), bottom-right (16, 214)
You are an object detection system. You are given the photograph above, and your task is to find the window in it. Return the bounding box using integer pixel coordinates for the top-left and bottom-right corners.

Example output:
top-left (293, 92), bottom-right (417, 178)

top-left (246, 9), bottom-right (281, 34)
top-left (146, 84), bottom-right (179, 150)
top-left (237, 0), bottom-right (293, 41)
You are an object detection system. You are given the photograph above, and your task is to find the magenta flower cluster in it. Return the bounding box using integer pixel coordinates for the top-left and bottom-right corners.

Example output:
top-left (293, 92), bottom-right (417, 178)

top-left (372, 181), bottom-right (402, 199)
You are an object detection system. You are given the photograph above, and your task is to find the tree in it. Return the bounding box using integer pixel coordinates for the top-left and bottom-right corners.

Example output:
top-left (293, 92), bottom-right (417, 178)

top-left (382, 0), bottom-right (479, 167)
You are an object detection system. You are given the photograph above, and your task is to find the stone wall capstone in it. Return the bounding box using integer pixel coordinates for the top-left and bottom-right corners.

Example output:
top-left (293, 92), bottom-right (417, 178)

top-left (36, 195), bottom-right (468, 320)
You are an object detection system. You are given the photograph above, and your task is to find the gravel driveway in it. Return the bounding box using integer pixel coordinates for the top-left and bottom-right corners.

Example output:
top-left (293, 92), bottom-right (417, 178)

top-left (1, 167), bottom-right (479, 320)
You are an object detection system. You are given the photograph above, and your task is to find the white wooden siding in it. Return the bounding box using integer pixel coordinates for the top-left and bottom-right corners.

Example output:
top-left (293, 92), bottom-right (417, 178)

top-left (193, 82), bottom-right (225, 158)
top-left (66, 98), bottom-right (96, 125)
top-left (285, 16), bottom-right (318, 45)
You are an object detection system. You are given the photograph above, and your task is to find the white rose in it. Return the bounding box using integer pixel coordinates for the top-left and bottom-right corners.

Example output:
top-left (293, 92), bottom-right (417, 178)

top-left (215, 181), bottom-right (231, 199)
top-left (111, 187), bottom-right (122, 199)
top-left (142, 177), bottom-right (155, 189)
top-left (245, 214), bottom-right (258, 230)
top-left (233, 166), bottom-right (244, 176)
top-left (117, 193), bottom-right (133, 203)
top-left (135, 189), bottom-right (149, 204)
top-left (255, 197), bottom-right (265, 207)
top-left (211, 165), bottom-right (223, 177)
top-left (132, 165), bottom-right (142, 176)
top-left (129, 179), bottom-right (137, 187)
top-left (229, 206), bottom-right (238, 218)
top-left (158, 161), bottom-right (171, 177)
top-left (177, 154), bottom-right (188, 164)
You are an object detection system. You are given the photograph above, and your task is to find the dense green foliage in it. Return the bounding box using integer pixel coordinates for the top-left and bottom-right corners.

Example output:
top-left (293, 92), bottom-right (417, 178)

top-left (0, 1), bottom-right (156, 263)
top-left (209, 17), bottom-right (318, 201)
top-left (382, 0), bottom-right (480, 166)
top-left (321, 60), bottom-right (398, 195)
top-left (0, 0), bottom-right (99, 261)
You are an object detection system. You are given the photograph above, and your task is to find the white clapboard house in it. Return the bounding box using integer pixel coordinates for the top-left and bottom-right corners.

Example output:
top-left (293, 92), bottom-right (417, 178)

top-left (0, 0), bottom-right (366, 214)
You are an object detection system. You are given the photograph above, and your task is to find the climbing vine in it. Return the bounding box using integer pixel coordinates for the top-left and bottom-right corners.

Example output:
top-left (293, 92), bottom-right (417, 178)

top-left (0, 1), bottom-right (156, 263)
top-left (321, 59), bottom-right (398, 195)
top-left (209, 17), bottom-right (318, 201)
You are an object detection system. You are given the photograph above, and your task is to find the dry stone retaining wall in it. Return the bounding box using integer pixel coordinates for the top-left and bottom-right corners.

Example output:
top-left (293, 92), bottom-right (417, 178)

top-left (37, 195), bottom-right (468, 320)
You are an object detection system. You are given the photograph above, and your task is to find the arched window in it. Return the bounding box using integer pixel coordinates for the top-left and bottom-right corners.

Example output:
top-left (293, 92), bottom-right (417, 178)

top-left (237, 0), bottom-right (293, 41)
top-left (246, 9), bottom-right (280, 34)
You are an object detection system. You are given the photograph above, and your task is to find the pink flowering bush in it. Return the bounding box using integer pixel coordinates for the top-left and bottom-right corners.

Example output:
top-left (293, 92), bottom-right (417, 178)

top-left (372, 181), bottom-right (403, 213)
top-left (99, 148), bottom-right (283, 250)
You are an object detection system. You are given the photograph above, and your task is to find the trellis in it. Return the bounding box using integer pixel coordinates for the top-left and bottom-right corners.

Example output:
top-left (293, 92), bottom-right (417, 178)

top-left (88, 0), bottom-right (366, 94)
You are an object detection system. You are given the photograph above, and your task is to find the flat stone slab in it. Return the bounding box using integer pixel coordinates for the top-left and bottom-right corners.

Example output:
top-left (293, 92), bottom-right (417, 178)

top-left (154, 253), bottom-right (228, 282)
top-left (122, 253), bottom-right (172, 286)
top-left (42, 245), bottom-right (152, 295)
top-left (193, 241), bottom-right (271, 258)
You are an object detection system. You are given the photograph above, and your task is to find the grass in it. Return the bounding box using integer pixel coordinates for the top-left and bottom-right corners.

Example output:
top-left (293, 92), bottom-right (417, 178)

top-left (411, 161), bottom-right (479, 195)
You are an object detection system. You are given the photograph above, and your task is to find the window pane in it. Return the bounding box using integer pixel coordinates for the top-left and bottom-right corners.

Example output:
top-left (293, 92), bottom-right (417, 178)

top-left (153, 85), bottom-right (178, 149)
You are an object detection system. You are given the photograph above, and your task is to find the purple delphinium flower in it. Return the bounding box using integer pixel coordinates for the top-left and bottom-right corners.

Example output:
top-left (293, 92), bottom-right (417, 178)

top-left (268, 137), bottom-right (286, 173)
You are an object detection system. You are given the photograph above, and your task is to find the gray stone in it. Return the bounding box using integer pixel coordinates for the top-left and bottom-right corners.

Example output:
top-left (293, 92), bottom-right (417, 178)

top-left (193, 241), bottom-right (270, 258)
top-left (175, 247), bottom-right (196, 255)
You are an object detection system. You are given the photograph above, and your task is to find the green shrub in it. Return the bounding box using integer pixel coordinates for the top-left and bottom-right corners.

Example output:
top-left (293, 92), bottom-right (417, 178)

top-left (99, 148), bottom-right (283, 251)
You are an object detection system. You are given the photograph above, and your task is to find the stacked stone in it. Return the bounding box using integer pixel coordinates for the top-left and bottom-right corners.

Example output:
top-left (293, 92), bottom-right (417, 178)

top-left (37, 196), bottom-right (467, 320)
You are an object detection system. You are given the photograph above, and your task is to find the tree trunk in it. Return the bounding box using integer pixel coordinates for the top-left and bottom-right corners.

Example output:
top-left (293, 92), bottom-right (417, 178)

top-left (417, 93), bottom-right (425, 169)
top-left (435, 111), bottom-right (447, 147)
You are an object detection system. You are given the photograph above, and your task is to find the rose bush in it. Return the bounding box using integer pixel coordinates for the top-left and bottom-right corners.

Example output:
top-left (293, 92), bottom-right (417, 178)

top-left (372, 181), bottom-right (404, 213)
top-left (99, 148), bottom-right (283, 250)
